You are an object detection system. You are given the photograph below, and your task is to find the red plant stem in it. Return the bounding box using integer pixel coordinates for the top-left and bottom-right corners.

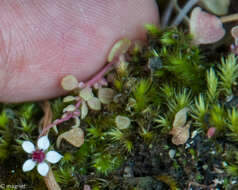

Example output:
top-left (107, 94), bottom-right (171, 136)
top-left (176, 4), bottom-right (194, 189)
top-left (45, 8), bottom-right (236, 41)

top-left (39, 61), bottom-right (115, 137)
top-left (75, 99), bottom-right (82, 108)
top-left (85, 60), bottom-right (114, 87)
top-left (40, 113), bottom-right (73, 136)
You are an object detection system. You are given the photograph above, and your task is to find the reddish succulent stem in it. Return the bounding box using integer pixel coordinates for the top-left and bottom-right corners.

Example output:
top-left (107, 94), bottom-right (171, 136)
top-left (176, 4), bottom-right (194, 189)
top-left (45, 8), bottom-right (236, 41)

top-left (85, 60), bottom-right (114, 87)
top-left (40, 113), bottom-right (73, 136)
top-left (75, 100), bottom-right (82, 109)
top-left (39, 61), bottom-right (115, 137)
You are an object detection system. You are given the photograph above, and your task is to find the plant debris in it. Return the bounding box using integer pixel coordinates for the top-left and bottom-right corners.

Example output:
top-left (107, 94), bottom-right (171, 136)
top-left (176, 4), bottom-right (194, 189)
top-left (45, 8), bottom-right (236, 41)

top-left (56, 127), bottom-right (84, 148)
top-left (170, 107), bottom-right (191, 145)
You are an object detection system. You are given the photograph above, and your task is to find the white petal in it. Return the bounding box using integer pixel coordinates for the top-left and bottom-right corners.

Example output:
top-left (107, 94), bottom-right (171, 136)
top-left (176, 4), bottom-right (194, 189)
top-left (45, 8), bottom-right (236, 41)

top-left (22, 141), bottom-right (35, 153)
top-left (37, 136), bottom-right (50, 151)
top-left (22, 159), bottom-right (36, 172)
top-left (37, 162), bottom-right (49, 176)
top-left (46, 151), bottom-right (63, 164)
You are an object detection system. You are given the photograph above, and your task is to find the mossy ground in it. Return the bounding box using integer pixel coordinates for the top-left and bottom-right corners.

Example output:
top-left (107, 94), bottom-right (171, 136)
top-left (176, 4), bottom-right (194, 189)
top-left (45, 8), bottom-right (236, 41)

top-left (1, 3), bottom-right (238, 190)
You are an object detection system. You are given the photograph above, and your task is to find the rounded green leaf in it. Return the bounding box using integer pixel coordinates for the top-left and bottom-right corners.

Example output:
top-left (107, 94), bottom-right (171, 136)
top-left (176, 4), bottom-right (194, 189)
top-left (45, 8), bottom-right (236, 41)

top-left (107, 38), bottom-right (131, 62)
top-left (61, 75), bottom-right (78, 91)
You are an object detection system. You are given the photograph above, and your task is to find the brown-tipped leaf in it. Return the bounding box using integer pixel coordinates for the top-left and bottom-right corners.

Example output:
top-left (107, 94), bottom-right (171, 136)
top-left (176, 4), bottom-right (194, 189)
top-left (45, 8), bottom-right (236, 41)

top-left (56, 127), bottom-right (84, 148)
top-left (170, 107), bottom-right (190, 145)
top-left (170, 121), bottom-right (191, 145)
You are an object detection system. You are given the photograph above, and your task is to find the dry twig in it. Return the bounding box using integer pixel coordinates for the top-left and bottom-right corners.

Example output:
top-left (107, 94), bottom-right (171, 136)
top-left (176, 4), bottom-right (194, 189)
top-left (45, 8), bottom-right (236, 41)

top-left (40, 101), bottom-right (61, 190)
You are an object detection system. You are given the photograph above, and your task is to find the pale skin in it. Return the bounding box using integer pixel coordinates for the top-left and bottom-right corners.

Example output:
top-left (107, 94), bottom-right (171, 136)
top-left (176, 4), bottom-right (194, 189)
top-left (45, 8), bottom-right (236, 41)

top-left (0, 0), bottom-right (158, 102)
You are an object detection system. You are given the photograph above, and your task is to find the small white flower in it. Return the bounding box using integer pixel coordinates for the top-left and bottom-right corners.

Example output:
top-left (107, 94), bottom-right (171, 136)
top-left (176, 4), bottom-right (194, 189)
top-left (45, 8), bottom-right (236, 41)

top-left (22, 136), bottom-right (62, 176)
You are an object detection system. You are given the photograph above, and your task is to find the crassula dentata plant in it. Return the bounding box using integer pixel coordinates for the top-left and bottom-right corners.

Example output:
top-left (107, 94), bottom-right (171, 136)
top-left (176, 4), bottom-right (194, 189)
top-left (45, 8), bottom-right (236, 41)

top-left (40, 38), bottom-right (131, 137)
top-left (20, 38), bottom-right (131, 181)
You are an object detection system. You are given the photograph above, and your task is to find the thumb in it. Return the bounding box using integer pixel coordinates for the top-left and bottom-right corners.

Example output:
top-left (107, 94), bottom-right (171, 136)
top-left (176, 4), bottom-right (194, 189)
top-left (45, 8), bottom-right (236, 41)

top-left (0, 0), bottom-right (158, 102)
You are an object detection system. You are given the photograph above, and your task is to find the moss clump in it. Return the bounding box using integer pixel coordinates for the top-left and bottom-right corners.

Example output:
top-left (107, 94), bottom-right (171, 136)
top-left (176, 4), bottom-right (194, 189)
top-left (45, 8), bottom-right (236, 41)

top-left (0, 103), bottom-right (45, 188)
